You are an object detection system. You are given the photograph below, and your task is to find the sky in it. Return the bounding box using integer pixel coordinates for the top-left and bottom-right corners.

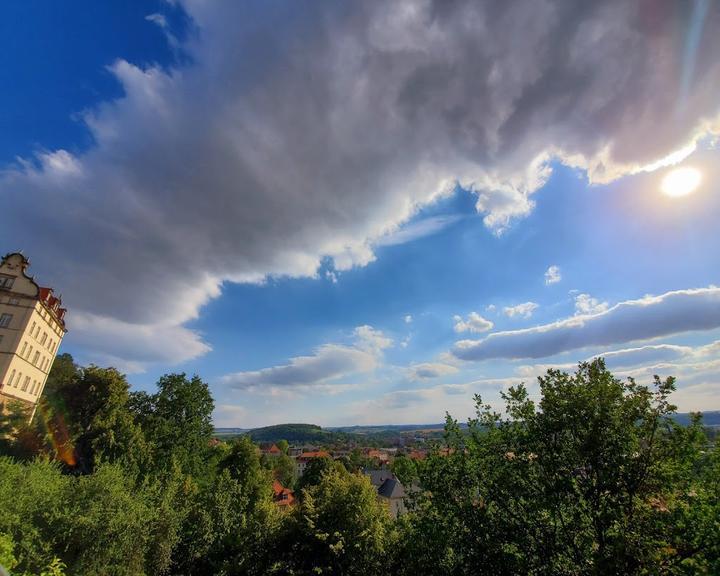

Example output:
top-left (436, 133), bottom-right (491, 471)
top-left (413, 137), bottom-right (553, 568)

top-left (1, 0), bottom-right (719, 428)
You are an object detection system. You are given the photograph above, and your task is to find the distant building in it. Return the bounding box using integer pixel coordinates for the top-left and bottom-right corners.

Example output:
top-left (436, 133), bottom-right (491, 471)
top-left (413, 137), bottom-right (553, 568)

top-left (272, 480), bottom-right (295, 507)
top-left (364, 469), bottom-right (408, 518)
top-left (0, 253), bottom-right (66, 420)
top-left (377, 477), bottom-right (407, 518)
top-left (295, 450), bottom-right (331, 476)
top-left (365, 448), bottom-right (390, 464)
top-left (261, 443), bottom-right (282, 457)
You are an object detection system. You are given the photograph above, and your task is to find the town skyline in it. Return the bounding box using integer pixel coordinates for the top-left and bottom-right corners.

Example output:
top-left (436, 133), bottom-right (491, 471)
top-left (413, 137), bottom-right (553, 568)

top-left (2, 1), bottom-right (720, 428)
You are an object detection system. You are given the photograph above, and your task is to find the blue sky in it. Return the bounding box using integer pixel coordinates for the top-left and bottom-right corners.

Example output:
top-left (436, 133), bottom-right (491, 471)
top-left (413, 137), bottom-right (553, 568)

top-left (2, 1), bottom-right (719, 427)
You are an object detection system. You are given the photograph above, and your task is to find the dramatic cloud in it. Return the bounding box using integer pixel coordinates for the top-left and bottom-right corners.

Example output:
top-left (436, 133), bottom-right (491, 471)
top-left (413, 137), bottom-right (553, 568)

top-left (454, 312), bottom-right (494, 333)
top-left (574, 293), bottom-right (609, 315)
top-left (221, 326), bottom-right (391, 391)
top-left (453, 287), bottom-right (720, 361)
top-left (407, 362), bottom-right (459, 381)
top-left (3, 0), bottom-right (720, 368)
top-left (503, 302), bottom-right (539, 319)
top-left (545, 265), bottom-right (562, 285)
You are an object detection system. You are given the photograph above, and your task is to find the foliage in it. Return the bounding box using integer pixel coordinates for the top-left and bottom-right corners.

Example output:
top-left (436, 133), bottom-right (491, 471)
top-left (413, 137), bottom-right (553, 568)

top-left (247, 423), bottom-right (348, 443)
top-left (271, 453), bottom-right (297, 488)
top-left (390, 454), bottom-right (417, 485)
top-left (1, 357), bottom-right (717, 575)
top-left (397, 359), bottom-right (720, 575)
top-left (131, 373), bottom-right (215, 479)
top-left (296, 456), bottom-right (339, 494)
top-left (278, 467), bottom-right (394, 575)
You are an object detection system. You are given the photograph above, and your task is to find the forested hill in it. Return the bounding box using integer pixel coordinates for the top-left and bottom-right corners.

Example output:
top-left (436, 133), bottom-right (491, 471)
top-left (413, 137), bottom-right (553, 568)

top-left (218, 412), bottom-right (720, 443)
top-left (673, 411), bottom-right (720, 427)
top-left (246, 423), bottom-right (350, 443)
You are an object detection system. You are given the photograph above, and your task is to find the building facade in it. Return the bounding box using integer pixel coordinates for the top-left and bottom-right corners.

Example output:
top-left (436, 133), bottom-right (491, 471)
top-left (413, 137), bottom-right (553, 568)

top-left (0, 253), bottom-right (66, 419)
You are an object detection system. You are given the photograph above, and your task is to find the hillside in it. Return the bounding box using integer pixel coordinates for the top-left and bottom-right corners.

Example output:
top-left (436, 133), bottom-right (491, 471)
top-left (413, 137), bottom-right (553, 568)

top-left (246, 423), bottom-right (348, 443)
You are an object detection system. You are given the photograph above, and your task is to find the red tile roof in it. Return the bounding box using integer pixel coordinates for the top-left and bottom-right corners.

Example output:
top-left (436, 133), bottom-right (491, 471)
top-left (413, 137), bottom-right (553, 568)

top-left (272, 480), bottom-right (295, 506)
top-left (38, 286), bottom-right (67, 329)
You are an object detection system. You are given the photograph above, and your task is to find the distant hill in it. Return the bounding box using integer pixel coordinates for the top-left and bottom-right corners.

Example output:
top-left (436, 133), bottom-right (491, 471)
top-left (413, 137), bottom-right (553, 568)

top-left (246, 423), bottom-right (348, 443)
top-left (216, 412), bottom-right (720, 443)
top-left (214, 427), bottom-right (249, 437)
top-left (673, 411), bottom-right (720, 427)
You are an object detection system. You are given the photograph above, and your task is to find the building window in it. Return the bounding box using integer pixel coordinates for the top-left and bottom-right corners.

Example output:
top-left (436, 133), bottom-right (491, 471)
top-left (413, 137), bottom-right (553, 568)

top-left (40, 332), bottom-right (47, 345)
top-left (26, 345), bottom-right (33, 359)
top-left (7, 369), bottom-right (15, 386)
top-left (14, 372), bottom-right (22, 387)
top-left (0, 313), bottom-right (12, 328)
top-left (34, 325), bottom-right (40, 338)
top-left (22, 376), bottom-right (30, 391)
top-left (0, 275), bottom-right (14, 289)
top-left (31, 322), bottom-right (36, 335)
top-left (8, 298), bottom-right (19, 305)
top-left (20, 342), bottom-right (27, 356)
top-left (33, 351), bottom-right (40, 365)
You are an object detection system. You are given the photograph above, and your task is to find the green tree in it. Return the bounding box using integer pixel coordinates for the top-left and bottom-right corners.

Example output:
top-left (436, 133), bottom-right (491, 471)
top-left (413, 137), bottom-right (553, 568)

top-left (280, 468), bottom-right (393, 575)
top-left (397, 359), bottom-right (720, 575)
top-left (296, 456), bottom-right (336, 493)
top-left (276, 439), bottom-right (289, 454)
top-left (390, 454), bottom-right (417, 485)
top-left (175, 436), bottom-right (280, 575)
top-left (272, 453), bottom-right (297, 488)
top-left (133, 373), bottom-right (214, 479)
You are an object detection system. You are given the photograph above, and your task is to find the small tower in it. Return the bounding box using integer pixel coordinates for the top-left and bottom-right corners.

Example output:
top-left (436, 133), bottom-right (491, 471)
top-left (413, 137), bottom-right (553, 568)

top-left (0, 253), bottom-right (67, 420)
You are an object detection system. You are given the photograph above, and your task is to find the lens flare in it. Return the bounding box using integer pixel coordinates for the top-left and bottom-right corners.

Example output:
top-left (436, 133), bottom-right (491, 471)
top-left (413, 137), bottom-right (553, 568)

top-left (38, 402), bottom-right (77, 467)
top-left (661, 167), bottom-right (702, 198)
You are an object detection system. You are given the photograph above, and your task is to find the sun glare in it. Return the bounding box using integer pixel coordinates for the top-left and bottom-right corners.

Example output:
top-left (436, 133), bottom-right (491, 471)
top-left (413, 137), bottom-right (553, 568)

top-left (661, 166), bottom-right (702, 198)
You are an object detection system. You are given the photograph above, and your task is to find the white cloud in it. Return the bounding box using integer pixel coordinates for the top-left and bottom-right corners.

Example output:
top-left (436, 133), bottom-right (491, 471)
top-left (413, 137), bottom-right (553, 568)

top-left (574, 293), bottom-right (609, 315)
top-left (453, 286), bottom-right (720, 361)
top-left (375, 215), bottom-right (463, 247)
top-left (145, 13), bottom-right (168, 28)
top-left (453, 312), bottom-right (494, 333)
top-left (325, 270), bottom-right (338, 284)
top-left (221, 326), bottom-right (391, 391)
top-left (545, 265), bottom-right (561, 285)
top-left (213, 403), bottom-right (248, 427)
top-left (503, 301), bottom-right (539, 319)
top-left (407, 362), bottom-right (459, 381)
top-left (354, 325), bottom-right (394, 352)
top-left (4, 0), bottom-right (720, 369)
top-left (67, 312), bottom-right (211, 374)
top-left (404, 314), bottom-right (413, 324)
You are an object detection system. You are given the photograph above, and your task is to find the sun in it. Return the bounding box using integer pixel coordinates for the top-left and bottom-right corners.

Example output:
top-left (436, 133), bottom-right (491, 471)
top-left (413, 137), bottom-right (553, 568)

top-left (661, 166), bottom-right (702, 198)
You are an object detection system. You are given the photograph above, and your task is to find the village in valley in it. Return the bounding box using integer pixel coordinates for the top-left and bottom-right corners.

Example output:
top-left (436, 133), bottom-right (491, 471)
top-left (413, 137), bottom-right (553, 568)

top-left (232, 428), bottom-right (444, 517)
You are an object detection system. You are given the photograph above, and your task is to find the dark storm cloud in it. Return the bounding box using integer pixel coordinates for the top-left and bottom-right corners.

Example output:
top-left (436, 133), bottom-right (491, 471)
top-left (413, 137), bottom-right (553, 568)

top-left (2, 0), bottom-right (719, 367)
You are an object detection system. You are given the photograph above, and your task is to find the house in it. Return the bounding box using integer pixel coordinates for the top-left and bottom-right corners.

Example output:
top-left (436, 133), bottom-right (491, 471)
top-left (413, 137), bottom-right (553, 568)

top-left (365, 469), bottom-right (394, 489)
top-left (364, 469), bottom-right (408, 519)
top-left (0, 253), bottom-right (67, 421)
top-left (261, 443), bottom-right (282, 457)
top-left (272, 480), bottom-right (295, 507)
top-left (295, 450), bottom-right (331, 476)
top-left (365, 448), bottom-right (390, 464)
top-left (377, 477), bottom-right (407, 518)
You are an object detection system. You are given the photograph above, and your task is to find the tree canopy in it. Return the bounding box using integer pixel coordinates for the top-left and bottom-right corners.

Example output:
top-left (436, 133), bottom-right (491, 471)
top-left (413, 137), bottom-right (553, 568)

top-left (0, 357), bottom-right (717, 575)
